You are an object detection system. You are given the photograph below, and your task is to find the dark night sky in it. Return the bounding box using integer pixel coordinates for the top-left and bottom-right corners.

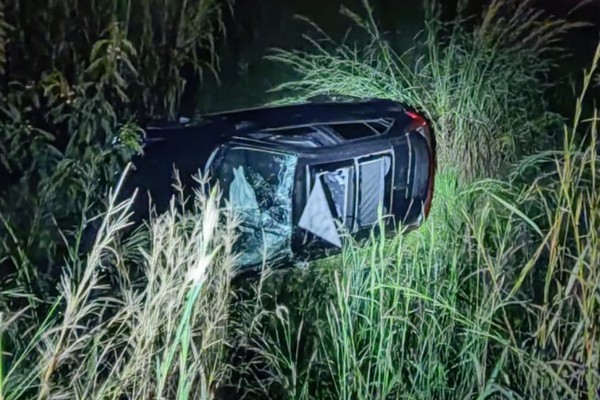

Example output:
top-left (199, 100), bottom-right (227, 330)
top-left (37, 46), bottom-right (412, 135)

top-left (192, 0), bottom-right (600, 113)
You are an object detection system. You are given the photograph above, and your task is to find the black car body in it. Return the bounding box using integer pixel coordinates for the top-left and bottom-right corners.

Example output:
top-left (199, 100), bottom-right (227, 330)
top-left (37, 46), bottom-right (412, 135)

top-left (124, 98), bottom-right (436, 269)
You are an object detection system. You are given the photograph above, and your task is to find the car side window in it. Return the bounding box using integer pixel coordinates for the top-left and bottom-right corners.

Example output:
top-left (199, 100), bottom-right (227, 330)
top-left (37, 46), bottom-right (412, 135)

top-left (329, 120), bottom-right (393, 140)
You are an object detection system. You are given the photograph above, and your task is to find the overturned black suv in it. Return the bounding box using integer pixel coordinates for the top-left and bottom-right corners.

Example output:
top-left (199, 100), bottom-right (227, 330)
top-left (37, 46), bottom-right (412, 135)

top-left (124, 98), bottom-right (436, 269)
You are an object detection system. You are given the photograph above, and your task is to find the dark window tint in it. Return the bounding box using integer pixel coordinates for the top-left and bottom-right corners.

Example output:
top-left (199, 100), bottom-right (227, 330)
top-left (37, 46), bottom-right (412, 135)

top-left (330, 123), bottom-right (375, 140)
top-left (329, 119), bottom-right (393, 141)
top-left (409, 132), bottom-right (431, 200)
top-left (357, 155), bottom-right (393, 227)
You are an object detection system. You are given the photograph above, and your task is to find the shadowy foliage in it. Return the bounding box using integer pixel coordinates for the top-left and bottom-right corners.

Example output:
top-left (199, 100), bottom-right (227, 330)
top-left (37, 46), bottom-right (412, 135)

top-left (0, 0), bottom-right (228, 296)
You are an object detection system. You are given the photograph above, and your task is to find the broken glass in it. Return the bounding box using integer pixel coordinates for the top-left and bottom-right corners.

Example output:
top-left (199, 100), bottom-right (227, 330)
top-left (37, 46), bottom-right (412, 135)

top-left (214, 147), bottom-right (297, 267)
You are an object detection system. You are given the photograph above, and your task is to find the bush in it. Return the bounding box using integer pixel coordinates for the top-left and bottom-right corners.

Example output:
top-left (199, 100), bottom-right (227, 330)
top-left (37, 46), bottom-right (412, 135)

top-left (0, 3), bottom-right (231, 396)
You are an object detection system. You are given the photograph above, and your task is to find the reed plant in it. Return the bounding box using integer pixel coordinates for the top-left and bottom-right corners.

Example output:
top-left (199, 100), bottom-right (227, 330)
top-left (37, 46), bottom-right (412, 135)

top-left (0, 173), bottom-right (237, 399)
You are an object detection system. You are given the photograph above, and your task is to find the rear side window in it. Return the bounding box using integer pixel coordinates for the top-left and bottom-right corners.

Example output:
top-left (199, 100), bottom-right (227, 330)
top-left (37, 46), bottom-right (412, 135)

top-left (356, 154), bottom-right (393, 228)
top-left (330, 120), bottom-right (393, 140)
top-left (408, 132), bottom-right (431, 200)
top-left (318, 166), bottom-right (355, 230)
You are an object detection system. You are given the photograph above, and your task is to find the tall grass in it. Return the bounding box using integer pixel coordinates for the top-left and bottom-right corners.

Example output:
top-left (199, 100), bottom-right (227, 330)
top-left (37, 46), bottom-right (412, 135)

top-left (1, 1), bottom-right (598, 399)
top-left (0, 173), bottom-right (237, 399)
top-left (229, 42), bottom-right (600, 399)
top-left (269, 0), bottom-right (581, 182)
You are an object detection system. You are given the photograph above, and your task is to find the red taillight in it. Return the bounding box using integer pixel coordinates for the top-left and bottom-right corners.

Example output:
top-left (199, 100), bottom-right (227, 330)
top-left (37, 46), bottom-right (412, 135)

top-left (406, 110), bottom-right (427, 126)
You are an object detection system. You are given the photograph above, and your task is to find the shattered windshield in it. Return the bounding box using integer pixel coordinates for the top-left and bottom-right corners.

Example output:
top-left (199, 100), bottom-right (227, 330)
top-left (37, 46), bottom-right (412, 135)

top-left (211, 146), bottom-right (297, 267)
